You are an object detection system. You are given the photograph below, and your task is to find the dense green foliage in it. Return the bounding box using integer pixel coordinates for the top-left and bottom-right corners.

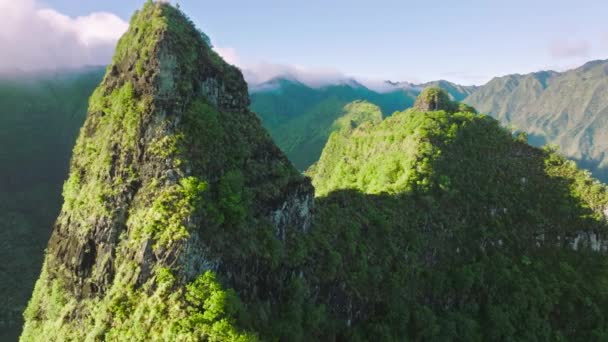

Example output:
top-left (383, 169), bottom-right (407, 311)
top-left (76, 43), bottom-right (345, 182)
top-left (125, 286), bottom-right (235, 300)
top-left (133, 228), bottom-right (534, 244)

top-left (0, 68), bottom-right (103, 340)
top-left (22, 265), bottom-right (256, 341)
top-left (0, 64), bottom-right (473, 342)
top-left (306, 100), bottom-right (608, 339)
top-left (331, 100), bottom-right (383, 132)
top-left (465, 60), bottom-right (608, 182)
top-left (0, 30), bottom-right (475, 342)
top-left (13, 2), bottom-right (608, 341)
top-left (21, 3), bottom-right (301, 341)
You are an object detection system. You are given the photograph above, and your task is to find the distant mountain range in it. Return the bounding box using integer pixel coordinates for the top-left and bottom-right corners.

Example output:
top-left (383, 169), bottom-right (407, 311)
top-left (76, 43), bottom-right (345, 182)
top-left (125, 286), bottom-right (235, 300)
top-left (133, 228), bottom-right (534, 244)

top-left (464, 60), bottom-right (608, 180)
top-left (251, 59), bottom-right (608, 182)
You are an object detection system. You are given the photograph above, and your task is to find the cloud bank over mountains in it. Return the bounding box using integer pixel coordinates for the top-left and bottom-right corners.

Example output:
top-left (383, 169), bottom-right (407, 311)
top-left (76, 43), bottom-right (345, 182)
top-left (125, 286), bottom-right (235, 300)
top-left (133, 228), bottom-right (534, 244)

top-left (213, 47), bottom-right (400, 91)
top-left (0, 0), bottom-right (354, 88)
top-left (0, 0), bottom-right (128, 71)
top-left (214, 46), bottom-right (352, 88)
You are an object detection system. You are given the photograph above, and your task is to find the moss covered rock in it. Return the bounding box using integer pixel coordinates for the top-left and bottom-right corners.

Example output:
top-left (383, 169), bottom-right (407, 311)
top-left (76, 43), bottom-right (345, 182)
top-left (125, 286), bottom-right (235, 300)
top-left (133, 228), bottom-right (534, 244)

top-left (22, 3), bottom-right (312, 340)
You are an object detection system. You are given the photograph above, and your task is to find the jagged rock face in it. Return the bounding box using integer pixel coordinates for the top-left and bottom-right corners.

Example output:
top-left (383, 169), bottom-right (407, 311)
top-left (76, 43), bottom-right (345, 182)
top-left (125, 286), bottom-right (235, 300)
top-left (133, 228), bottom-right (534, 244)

top-left (22, 3), bottom-right (312, 340)
top-left (271, 181), bottom-right (314, 241)
top-left (572, 231), bottom-right (608, 252)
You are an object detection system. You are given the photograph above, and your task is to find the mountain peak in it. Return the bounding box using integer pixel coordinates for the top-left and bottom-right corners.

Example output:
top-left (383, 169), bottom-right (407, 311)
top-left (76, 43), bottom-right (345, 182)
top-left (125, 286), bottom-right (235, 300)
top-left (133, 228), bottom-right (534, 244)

top-left (22, 2), bottom-right (313, 340)
top-left (109, 1), bottom-right (249, 111)
top-left (413, 87), bottom-right (454, 112)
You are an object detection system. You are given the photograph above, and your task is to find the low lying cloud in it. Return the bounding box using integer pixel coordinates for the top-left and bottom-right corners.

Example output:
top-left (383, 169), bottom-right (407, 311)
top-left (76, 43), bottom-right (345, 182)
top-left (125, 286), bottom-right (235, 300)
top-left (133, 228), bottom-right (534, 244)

top-left (243, 63), bottom-right (346, 88)
top-left (214, 47), bottom-right (458, 92)
top-left (549, 39), bottom-right (590, 59)
top-left (214, 46), bottom-right (347, 89)
top-left (0, 0), bottom-right (128, 71)
top-left (213, 47), bottom-right (241, 67)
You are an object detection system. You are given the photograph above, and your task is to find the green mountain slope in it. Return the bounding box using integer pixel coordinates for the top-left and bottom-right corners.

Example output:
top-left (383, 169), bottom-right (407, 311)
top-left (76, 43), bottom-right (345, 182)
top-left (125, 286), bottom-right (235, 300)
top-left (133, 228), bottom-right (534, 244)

top-left (12, 3), bottom-right (608, 340)
top-left (0, 67), bottom-right (104, 340)
top-left (250, 78), bottom-right (473, 170)
top-left (465, 60), bottom-right (608, 181)
top-left (307, 88), bottom-right (608, 340)
top-left (0, 44), bottom-right (475, 342)
top-left (332, 100), bottom-right (383, 131)
top-left (22, 3), bottom-right (313, 340)
top-left (273, 98), bottom-right (386, 169)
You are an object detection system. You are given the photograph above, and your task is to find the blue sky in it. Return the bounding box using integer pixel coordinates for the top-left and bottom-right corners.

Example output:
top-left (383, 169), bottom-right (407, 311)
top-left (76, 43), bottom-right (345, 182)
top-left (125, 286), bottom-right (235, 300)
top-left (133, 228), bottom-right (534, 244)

top-left (21, 0), bottom-right (608, 84)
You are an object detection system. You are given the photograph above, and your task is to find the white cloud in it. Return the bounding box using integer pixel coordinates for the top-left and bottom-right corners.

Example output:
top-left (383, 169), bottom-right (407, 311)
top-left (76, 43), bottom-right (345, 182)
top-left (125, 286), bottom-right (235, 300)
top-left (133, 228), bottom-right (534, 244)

top-left (244, 62), bottom-right (346, 88)
top-left (37, 9), bottom-right (128, 46)
top-left (214, 46), bottom-right (438, 92)
top-left (214, 47), bottom-right (241, 66)
top-left (214, 46), bottom-right (348, 89)
top-left (0, 0), bottom-right (128, 71)
top-left (214, 47), bottom-right (432, 92)
top-left (549, 39), bottom-right (590, 59)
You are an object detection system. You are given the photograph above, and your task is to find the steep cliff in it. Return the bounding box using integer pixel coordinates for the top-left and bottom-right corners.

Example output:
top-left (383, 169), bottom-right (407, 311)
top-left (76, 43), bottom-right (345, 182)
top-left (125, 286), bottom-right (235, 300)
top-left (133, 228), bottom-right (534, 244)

top-left (22, 3), bottom-right (312, 340)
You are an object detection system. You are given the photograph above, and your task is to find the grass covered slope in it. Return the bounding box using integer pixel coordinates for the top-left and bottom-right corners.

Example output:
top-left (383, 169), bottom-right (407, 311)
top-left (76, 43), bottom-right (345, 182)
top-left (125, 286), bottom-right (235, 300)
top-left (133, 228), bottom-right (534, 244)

top-left (308, 88), bottom-right (608, 340)
top-left (22, 3), bottom-right (312, 340)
